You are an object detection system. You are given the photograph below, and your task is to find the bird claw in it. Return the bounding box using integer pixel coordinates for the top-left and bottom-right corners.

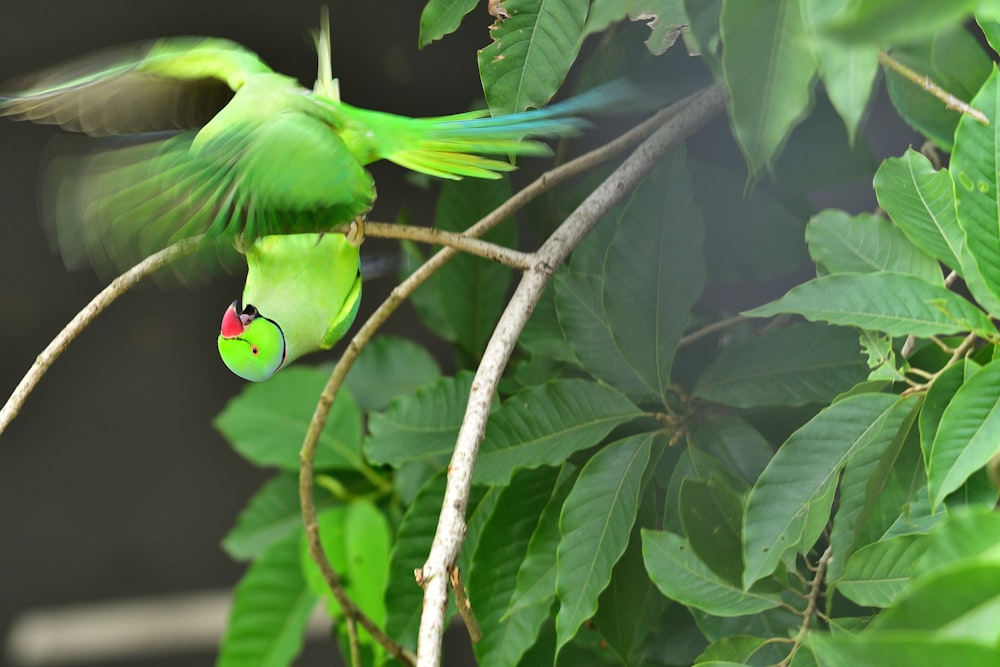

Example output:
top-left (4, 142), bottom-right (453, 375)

top-left (347, 218), bottom-right (365, 247)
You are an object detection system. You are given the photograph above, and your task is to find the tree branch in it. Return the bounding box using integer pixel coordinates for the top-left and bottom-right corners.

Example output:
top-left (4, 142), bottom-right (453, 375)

top-left (414, 82), bottom-right (729, 667)
top-left (0, 236), bottom-right (205, 439)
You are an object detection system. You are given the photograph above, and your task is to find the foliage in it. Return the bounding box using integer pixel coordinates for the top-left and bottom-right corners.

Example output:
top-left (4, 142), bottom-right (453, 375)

top-left (212, 1), bottom-right (1000, 666)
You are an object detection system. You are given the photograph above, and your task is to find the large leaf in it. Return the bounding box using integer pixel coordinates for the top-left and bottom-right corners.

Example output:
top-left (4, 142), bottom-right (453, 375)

top-left (343, 335), bottom-right (440, 412)
top-left (820, 0), bottom-right (984, 44)
top-left (557, 150), bottom-right (703, 404)
top-left (473, 379), bottom-right (642, 485)
top-left (418, 0), bottom-right (478, 47)
top-left (810, 634), bottom-right (1000, 667)
top-left (214, 367), bottom-right (363, 471)
top-left (470, 467), bottom-right (560, 667)
top-left (837, 534), bottom-right (929, 607)
top-left (478, 0), bottom-right (589, 116)
top-left (217, 532), bottom-right (316, 667)
top-left (688, 416), bottom-right (773, 483)
top-left (742, 394), bottom-right (913, 587)
top-left (555, 434), bottom-right (653, 656)
top-left (694, 323), bottom-right (868, 408)
top-left (406, 179), bottom-right (516, 365)
top-left (953, 66), bottom-right (1000, 309)
top-left (680, 477), bottom-right (746, 586)
top-left (720, 0), bottom-right (818, 173)
top-left (223, 473), bottom-right (312, 561)
top-left (364, 372), bottom-right (474, 466)
top-left (927, 359), bottom-right (1000, 508)
top-left (805, 210), bottom-right (942, 283)
top-left (916, 508), bottom-right (1000, 575)
top-left (745, 273), bottom-right (995, 338)
top-left (642, 529), bottom-right (782, 616)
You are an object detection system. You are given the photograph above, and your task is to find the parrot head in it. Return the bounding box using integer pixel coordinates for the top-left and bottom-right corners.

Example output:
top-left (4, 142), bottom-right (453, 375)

top-left (218, 301), bottom-right (287, 382)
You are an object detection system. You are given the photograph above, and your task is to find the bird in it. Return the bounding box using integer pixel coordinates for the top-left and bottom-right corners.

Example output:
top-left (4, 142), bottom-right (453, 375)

top-left (0, 12), bottom-right (628, 380)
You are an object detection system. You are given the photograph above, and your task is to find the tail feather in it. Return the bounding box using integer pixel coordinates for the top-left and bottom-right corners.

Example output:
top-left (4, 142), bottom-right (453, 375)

top-left (347, 79), bottom-right (637, 180)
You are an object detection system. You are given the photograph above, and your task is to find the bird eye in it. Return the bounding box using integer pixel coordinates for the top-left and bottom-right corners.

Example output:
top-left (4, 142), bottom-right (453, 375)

top-left (251, 345), bottom-right (259, 356)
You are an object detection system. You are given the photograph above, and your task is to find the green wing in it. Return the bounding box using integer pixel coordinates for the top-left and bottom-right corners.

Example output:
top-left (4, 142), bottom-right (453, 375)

top-left (0, 37), bottom-right (271, 136)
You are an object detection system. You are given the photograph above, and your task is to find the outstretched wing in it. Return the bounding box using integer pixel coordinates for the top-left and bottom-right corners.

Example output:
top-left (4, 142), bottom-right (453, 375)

top-left (0, 37), bottom-right (272, 136)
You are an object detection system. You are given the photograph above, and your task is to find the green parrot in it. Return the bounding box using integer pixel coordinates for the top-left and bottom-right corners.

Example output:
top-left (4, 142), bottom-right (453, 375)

top-left (1, 18), bottom-right (628, 380)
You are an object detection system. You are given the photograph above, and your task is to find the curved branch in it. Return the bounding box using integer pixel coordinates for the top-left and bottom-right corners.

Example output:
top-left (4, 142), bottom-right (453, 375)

top-left (415, 82), bottom-right (729, 667)
top-left (0, 236), bottom-right (205, 438)
top-left (296, 87), bottom-right (706, 663)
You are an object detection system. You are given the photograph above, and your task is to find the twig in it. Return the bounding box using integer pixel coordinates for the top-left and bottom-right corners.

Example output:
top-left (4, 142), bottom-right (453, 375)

top-left (678, 314), bottom-right (748, 347)
top-left (296, 85), bottom-right (711, 664)
top-left (0, 236), bottom-right (205, 439)
top-left (776, 546), bottom-right (831, 667)
top-left (353, 222), bottom-right (534, 269)
top-left (449, 567), bottom-right (481, 643)
top-left (415, 82), bottom-right (729, 667)
top-left (878, 50), bottom-right (989, 126)
top-left (345, 616), bottom-right (361, 667)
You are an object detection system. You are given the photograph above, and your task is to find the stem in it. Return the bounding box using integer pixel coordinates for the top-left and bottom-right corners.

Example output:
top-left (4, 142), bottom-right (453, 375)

top-left (0, 236), bottom-right (205, 439)
top-left (777, 547), bottom-right (832, 667)
top-left (415, 82), bottom-right (729, 667)
top-left (356, 222), bottom-right (534, 269)
top-left (878, 50), bottom-right (989, 125)
top-left (678, 314), bottom-right (748, 348)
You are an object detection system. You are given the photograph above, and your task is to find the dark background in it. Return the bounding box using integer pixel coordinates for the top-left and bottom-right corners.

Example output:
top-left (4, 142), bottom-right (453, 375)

top-left (0, 1), bottom-right (490, 665)
top-left (0, 2), bottom-right (922, 666)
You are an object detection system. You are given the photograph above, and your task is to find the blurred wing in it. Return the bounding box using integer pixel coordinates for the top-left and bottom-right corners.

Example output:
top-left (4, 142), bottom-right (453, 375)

top-left (44, 113), bottom-right (375, 277)
top-left (0, 37), bottom-right (271, 136)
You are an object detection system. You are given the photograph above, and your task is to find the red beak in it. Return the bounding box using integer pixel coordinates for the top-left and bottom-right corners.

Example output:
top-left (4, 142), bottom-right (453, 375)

top-left (220, 301), bottom-right (245, 338)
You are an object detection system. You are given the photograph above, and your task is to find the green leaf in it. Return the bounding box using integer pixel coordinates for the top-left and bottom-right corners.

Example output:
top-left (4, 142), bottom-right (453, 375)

top-left (680, 477), bottom-right (746, 586)
top-left (820, 0), bottom-right (983, 45)
top-left (478, 0), bottom-right (589, 116)
top-left (874, 149), bottom-right (963, 272)
top-left (918, 360), bottom-right (967, 466)
top-left (405, 179), bottom-right (516, 365)
top-left (214, 367), bottom-right (363, 471)
top-left (555, 434), bottom-right (653, 656)
top-left (837, 534), bottom-right (929, 607)
top-left (223, 473), bottom-right (309, 561)
top-left (694, 323), bottom-right (868, 408)
top-left (364, 372), bottom-right (473, 467)
top-left (470, 467), bottom-right (560, 667)
top-left (720, 0), bottom-right (818, 173)
top-left (343, 335), bottom-right (440, 411)
top-left (927, 359), bottom-right (1000, 508)
top-left (557, 150), bottom-right (704, 404)
top-left (695, 635), bottom-right (787, 666)
top-left (383, 474), bottom-right (443, 649)
top-left (805, 210), bottom-right (942, 282)
top-left (884, 26), bottom-right (992, 150)
top-left (593, 505), bottom-right (668, 664)
top-left (217, 532), bottom-right (316, 667)
top-left (688, 416), bottom-right (773, 483)
top-left (827, 400), bottom-right (919, 581)
top-left (953, 66), bottom-right (1000, 310)
top-left (627, 0), bottom-right (689, 55)
top-left (642, 529), bottom-right (782, 616)
top-left (809, 634), bottom-right (1000, 667)
top-left (418, 0), bottom-right (478, 47)
top-left (745, 273), bottom-right (995, 338)
top-left (742, 394), bottom-right (914, 587)
top-left (473, 379), bottom-right (642, 485)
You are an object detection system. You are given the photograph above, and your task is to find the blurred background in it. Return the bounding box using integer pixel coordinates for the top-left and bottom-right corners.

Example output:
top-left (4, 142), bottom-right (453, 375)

top-left (0, 1), bottom-right (491, 664)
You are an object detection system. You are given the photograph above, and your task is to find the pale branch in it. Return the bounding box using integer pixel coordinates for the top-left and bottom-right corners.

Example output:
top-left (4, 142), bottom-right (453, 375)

top-left (678, 314), bottom-right (748, 348)
top-left (339, 222), bottom-right (535, 270)
top-left (878, 50), bottom-right (989, 125)
top-left (415, 82), bottom-right (730, 667)
top-left (296, 86), bottom-right (709, 662)
top-left (0, 236), bottom-right (205, 439)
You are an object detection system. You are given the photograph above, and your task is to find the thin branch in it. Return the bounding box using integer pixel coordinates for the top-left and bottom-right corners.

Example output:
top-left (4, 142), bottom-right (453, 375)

top-left (449, 567), bottom-right (481, 643)
top-left (878, 50), bottom-right (989, 125)
top-left (777, 546), bottom-right (831, 667)
top-left (296, 86), bottom-right (713, 664)
top-left (0, 236), bottom-right (205, 439)
top-left (415, 82), bottom-right (730, 667)
top-left (678, 314), bottom-right (748, 348)
top-left (345, 616), bottom-right (361, 667)
top-left (355, 222), bottom-right (534, 270)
